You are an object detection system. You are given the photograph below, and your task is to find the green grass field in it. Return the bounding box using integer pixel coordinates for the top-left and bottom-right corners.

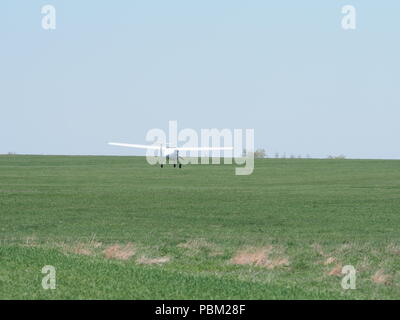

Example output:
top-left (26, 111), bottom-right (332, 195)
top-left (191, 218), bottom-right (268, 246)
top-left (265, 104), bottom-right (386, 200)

top-left (1, 155), bottom-right (400, 299)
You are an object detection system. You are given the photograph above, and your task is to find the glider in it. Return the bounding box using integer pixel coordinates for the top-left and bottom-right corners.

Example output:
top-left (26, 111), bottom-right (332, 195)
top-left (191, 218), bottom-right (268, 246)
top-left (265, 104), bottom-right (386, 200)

top-left (108, 142), bottom-right (233, 168)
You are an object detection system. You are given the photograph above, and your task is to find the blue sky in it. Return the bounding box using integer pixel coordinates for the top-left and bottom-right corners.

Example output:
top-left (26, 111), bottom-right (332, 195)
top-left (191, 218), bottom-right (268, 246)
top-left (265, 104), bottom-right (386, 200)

top-left (1, 1), bottom-right (399, 158)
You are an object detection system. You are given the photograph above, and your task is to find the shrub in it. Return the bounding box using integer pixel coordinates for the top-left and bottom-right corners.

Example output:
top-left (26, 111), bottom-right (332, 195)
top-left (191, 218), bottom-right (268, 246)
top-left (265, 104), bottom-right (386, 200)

top-left (327, 155), bottom-right (346, 159)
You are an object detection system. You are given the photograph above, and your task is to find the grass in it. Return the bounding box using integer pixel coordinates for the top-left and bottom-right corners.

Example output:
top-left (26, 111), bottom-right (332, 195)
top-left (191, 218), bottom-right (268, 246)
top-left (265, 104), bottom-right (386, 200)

top-left (1, 155), bottom-right (400, 299)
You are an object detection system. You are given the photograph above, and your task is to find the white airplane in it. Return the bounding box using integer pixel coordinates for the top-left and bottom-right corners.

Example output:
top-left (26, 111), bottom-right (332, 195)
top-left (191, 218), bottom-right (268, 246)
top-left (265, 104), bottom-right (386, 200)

top-left (108, 142), bottom-right (233, 168)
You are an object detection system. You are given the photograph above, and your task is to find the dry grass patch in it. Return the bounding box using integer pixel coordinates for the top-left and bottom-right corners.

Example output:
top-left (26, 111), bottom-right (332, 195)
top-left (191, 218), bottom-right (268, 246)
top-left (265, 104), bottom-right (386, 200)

top-left (324, 257), bottom-right (337, 265)
top-left (137, 256), bottom-right (171, 265)
top-left (372, 269), bottom-right (392, 285)
top-left (57, 241), bottom-right (103, 256)
top-left (327, 264), bottom-right (343, 276)
top-left (103, 243), bottom-right (136, 260)
top-left (387, 243), bottom-right (400, 255)
top-left (231, 246), bottom-right (289, 269)
top-left (71, 244), bottom-right (92, 256)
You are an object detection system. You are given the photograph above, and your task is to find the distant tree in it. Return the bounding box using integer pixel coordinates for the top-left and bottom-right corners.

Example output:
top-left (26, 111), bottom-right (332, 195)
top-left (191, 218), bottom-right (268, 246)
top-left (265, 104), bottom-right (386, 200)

top-left (327, 155), bottom-right (346, 159)
top-left (275, 153), bottom-right (279, 158)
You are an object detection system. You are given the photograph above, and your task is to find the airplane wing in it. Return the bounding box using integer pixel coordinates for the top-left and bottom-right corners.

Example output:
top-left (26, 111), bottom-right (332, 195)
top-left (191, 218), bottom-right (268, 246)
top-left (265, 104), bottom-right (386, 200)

top-left (108, 142), bottom-right (161, 150)
top-left (175, 146), bottom-right (233, 151)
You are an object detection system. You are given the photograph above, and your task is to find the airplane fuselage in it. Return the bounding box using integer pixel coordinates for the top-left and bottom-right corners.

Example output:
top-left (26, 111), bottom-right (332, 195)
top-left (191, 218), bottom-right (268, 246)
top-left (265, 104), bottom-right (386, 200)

top-left (162, 148), bottom-right (178, 160)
